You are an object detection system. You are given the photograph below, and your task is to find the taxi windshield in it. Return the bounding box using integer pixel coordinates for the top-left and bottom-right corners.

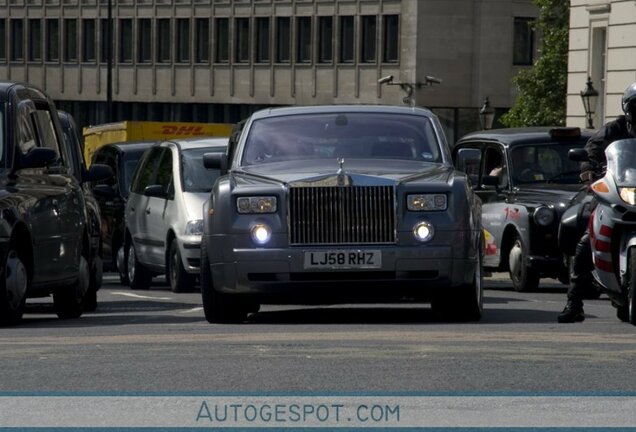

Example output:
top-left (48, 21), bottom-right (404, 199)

top-left (509, 143), bottom-right (583, 185)
top-left (241, 112), bottom-right (441, 165)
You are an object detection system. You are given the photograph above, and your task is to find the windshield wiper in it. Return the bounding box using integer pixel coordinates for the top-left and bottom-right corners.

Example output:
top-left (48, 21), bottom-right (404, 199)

top-left (546, 170), bottom-right (581, 182)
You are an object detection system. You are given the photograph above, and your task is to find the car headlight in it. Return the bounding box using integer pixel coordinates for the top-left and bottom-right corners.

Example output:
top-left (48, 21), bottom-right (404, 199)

top-left (407, 194), bottom-right (447, 211)
top-left (250, 223), bottom-right (272, 245)
top-left (413, 221), bottom-right (434, 242)
top-left (185, 219), bottom-right (203, 236)
top-left (237, 196), bottom-right (278, 214)
top-left (620, 187), bottom-right (636, 205)
top-left (533, 206), bottom-right (555, 226)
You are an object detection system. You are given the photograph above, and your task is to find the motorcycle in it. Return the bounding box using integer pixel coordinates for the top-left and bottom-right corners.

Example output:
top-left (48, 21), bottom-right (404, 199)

top-left (570, 138), bottom-right (636, 324)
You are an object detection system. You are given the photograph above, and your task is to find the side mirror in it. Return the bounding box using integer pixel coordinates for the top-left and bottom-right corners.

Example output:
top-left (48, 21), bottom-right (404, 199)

top-left (21, 147), bottom-right (58, 169)
top-left (203, 152), bottom-right (228, 171)
top-left (455, 148), bottom-right (481, 171)
top-left (568, 148), bottom-right (588, 162)
top-left (482, 175), bottom-right (499, 187)
top-left (84, 163), bottom-right (114, 183)
top-left (92, 184), bottom-right (117, 199)
top-left (143, 184), bottom-right (167, 199)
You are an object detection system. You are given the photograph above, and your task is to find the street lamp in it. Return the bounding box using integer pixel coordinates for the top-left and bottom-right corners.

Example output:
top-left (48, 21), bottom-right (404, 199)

top-left (479, 97), bottom-right (495, 130)
top-left (580, 76), bottom-right (599, 129)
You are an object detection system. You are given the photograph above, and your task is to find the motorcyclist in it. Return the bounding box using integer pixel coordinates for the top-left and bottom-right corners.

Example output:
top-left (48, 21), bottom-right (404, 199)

top-left (558, 82), bottom-right (636, 323)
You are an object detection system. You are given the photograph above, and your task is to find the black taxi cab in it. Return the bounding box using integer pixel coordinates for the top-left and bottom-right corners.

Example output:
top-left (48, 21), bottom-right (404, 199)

top-left (453, 127), bottom-right (593, 291)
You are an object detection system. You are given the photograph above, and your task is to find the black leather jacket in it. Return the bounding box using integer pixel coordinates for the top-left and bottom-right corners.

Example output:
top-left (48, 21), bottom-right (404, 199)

top-left (582, 115), bottom-right (635, 177)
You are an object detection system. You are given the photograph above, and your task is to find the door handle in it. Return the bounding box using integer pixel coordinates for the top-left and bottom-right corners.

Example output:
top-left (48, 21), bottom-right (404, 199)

top-left (130, 207), bottom-right (135, 213)
top-left (145, 208), bottom-right (151, 214)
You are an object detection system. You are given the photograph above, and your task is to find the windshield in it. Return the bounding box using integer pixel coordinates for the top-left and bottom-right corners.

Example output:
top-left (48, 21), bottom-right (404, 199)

top-left (241, 112), bottom-right (441, 166)
top-left (181, 147), bottom-right (223, 192)
top-left (606, 139), bottom-right (636, 186)
top-left (509, 142), bottom-right (584, 185)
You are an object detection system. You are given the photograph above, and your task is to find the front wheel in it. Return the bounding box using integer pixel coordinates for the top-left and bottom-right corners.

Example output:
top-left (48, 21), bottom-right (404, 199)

top-left (508, 235), bottom-right (540, 292)
top-left (0, 249), bottom-right (28, 326)
top-left (168, 240), bottom-right (196, 293)
top-left (127, 241), bottom-right (152, 290)
top-left (432, 252), bottom-right (483, 322)
top-left (117, 245), bottom-right (129, 286)
top-left (54, 253), bottom-right (89, 319)
top-left (627, 250), bottom-right (636, 325)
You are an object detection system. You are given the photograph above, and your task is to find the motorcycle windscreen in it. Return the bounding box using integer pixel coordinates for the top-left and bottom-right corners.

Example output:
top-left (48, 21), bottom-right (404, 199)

top-left (605, 138), bottom-right (636, 186)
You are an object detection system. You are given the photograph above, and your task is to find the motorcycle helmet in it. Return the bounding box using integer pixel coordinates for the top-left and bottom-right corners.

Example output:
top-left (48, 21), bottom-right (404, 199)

top-left (622, 82), bottom-right (636, 124)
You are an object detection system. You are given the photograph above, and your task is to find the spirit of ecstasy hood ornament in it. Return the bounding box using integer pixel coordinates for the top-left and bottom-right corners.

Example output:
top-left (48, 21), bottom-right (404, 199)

top-left (337, 158), bottom-right (345, 186)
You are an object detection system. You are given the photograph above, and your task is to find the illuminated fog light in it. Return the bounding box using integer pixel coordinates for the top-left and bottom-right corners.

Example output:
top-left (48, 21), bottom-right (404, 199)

top-left (251, 224), bottom-right (272, 245)
top-left (413, 221), bottom-right (434, 242)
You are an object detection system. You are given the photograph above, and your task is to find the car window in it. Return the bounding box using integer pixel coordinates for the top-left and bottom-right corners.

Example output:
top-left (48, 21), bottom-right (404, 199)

top-left (484, 146), bottom-right (507, 187)
top-left (241, 112), bottom-right (441, 165)
top-left (181, 147), bottom-right (222, 192)
top-left (155, 148), bottom-right (174, 199)
top-left (91, 148), bottom-right (118, 187)
top-left (32, 108), bottom-right (64, 167)
top-left (122, 153), bottom-right (144, 197)
top-left (130, 147), bottom-right (163, 195)
top-left (510, 143), bottom-right (583, 185)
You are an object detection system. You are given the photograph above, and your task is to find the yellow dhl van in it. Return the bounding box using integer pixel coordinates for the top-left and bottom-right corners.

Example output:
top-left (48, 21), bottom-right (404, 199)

top-left (83, 121), bottom-right (233, 166)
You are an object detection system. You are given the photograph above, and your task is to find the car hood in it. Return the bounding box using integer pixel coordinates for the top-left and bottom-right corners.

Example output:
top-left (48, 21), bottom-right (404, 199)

top-left (182, 192), bottom-right (209, 222)
top-left (514, 183), bottom-right (584, 208)
top-left (233, 159), bottom-right (454, 187)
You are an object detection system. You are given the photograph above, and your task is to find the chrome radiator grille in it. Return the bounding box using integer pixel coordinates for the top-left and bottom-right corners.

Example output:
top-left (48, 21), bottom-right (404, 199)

top-left (289, 186), bottom-right (396, 245)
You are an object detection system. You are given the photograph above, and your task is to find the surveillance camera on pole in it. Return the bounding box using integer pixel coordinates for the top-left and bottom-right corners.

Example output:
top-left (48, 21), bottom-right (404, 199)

top-left (378, 75), bottom-right (394, 85)
top-left (378, 74), bottom-right (442, 107)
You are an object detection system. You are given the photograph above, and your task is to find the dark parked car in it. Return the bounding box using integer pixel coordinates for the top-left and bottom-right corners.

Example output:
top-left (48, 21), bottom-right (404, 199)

top-left (453, 127), bottom-right (593, 291)
top-left (0, 81), bottom-right (111, 325)
top-left (90, 142), bottom-right (155, 284)
top-left (201, 105), bottom-right (483, 323)
top-left (58, 111), bottom-right (111, 311)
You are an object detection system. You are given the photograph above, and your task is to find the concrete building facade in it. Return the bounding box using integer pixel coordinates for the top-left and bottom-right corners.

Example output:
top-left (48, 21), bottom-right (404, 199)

top-left (1, 0), bottom-right (538, 142)
top-left (568, 0), bottom-right (636, 129)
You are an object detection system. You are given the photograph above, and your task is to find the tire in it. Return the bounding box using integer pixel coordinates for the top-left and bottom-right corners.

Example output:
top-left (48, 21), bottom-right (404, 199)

top-left (168, 240), bottom-right (196, 293)
top-left (0, 249), bottom-right (28, 326)
top-left (432, 250), bottom-right (483, 322)
top-left (84, 255), bottom-right (103, 312)
top-left (628, 250), bottom-right (636, 325)
top-left (116, 245), bottom-right (129, 286)
top-left (127, 241), bottom-right (152, 290)
top-left (54, 253), bottom-right (89, 319)
top-left (508, 235), bottom-right (540, 292)
top-left (200, 236), bottom-right (248, 324)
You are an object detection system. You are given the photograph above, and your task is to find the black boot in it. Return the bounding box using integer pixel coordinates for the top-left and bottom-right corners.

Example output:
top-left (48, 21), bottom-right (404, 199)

top-left (557, 300), bottom-right (585, 323)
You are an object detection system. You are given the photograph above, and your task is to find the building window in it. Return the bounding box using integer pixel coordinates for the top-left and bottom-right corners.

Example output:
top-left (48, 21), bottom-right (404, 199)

top-left (82, 19), bottom-right (96, 62)
top-left (339, 16), bottom-right (354, 63)
top-left (176, 18), bottom-right (190, 63)
top-left (100, 18), bottom-right (109, 63)
top-left (137, 18), bottom-right (151, 63)
top-left (28, 19), bottom-right (42, 62)
top-left (194, 18), bottom-right (209, 63)
top-left (513, 17), bottom-right (534, 66)
top-left (119, 19), bottom-right (132, 63)
top-left (276, 17), bottom-right (290, 63)
top-left (383, 14), bottom-right (399, 63)
top-left (296, 16), bottom-right (311, 63)
top-left (318, 16), bottom-right (333, 63)
top-left (0, 19), bottom-right (5, 61)
top-left (235, 18), bottom-right (249, 63)
top-left (156, 18), bottom-right (171, 63)
top-left (215, 17), bottom-right (229, 63)
top-left (360, 15), bottom-right (376, 63)
top-left (10, 19), bottom-right (24, 62)
top-left (64, 19), bottom-right (78, 62)
top-left (46, 19), bottom-right (59, 61)
top-left (255, 17), bottom-right (270, 63)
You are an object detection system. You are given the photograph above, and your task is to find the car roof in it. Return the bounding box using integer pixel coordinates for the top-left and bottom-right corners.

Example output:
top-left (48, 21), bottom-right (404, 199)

top-left (248, 104), bottom-right (436, 120)
top-left (164, 136), bottom-right (229, 151)
top-left (456, 127), bottom-right (595, 147)
top-left (99, 141), bottom-right (158, 153)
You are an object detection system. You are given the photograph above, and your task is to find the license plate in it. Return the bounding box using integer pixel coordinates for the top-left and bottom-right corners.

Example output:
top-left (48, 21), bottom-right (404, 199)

top-left (303, 250), bottom-right (382, 269)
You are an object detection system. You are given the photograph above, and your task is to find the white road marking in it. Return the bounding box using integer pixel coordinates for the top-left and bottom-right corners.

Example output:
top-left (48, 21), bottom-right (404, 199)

top-left (180, 307), bottom-right (203, 314)
top-left (111, 291), bottom-right (173, 301)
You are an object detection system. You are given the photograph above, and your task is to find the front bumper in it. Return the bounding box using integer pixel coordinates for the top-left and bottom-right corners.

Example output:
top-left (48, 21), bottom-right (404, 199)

top-left (177, 234), bottom-right (202, 274)
top-left (207, 234), bottom-right (478, 303)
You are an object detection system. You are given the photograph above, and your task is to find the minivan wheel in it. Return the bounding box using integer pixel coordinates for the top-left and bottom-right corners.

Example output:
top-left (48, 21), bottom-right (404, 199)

top-left (117, 246), bottom-right (129, 286)
top-left (127, 242), bottom-right (152, 290)
top-left (0, 250), bottom-right (28, 326)
top-left (168, 240), bottom-right (195, 293)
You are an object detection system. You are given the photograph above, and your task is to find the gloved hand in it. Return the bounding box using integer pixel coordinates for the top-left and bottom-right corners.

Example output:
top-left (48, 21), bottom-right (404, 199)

top-left (580, 171), bottom-right (595, 183)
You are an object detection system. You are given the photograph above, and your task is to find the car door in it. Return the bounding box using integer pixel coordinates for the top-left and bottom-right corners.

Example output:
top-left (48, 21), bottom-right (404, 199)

top-left (92, 147), bottom-right (121, 261)
top-left (127, 146), bottom-right (162, 266)
top-left (144, 146), bottom-right (174, 267)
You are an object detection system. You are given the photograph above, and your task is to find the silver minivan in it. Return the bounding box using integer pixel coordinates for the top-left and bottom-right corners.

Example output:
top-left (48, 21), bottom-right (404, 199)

top-left (125, 137), bottom-right (227, 292)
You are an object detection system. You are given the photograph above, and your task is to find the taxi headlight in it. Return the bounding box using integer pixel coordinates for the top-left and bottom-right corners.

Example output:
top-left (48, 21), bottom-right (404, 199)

top-left (185, 219), bottom-right (203, 236)
top-left (533, 206), bottom-right (555, 226)
top-left (250, 223), bottom-right (272, 245)
top-left (620, 187), bottom-right (636, 206)
top-left (237, 196), bottom-right (278, 214)
top-left (413, 221), bottom-right (434, 242)
top-left (407, 194), bottom-right (447, 211)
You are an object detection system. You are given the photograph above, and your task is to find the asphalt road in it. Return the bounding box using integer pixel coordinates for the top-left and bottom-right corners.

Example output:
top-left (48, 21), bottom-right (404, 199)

top-left (2, 273), bottom-right (636, 393)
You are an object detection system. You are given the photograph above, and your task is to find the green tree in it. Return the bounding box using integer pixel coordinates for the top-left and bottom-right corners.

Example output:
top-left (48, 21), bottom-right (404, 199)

top-left (500, 0), bottom-right (570, 127)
